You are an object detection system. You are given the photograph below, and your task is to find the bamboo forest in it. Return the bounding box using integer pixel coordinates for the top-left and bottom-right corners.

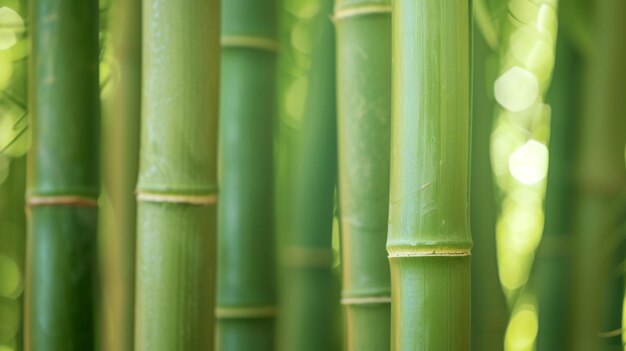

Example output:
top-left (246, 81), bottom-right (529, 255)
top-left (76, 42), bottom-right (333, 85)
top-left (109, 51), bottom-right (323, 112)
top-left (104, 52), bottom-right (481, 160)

top-left (1, 0), bottom-right (625, 350)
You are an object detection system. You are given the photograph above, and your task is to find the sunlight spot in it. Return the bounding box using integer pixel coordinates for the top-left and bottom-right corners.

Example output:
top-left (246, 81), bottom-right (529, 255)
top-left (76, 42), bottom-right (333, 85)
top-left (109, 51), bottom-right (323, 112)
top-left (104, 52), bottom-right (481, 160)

top-left (0, 57), bottom-right (12, 89)
top-left (505, 305), bottom-right (538, 351)
top-left (510, 26), bottom-right (554, 80)
top-left (495, 66), bottom-right (539, 112)
top-left (285, 76), bottom-right (308, 121)
top-left (508, 140), bottom-right (548, 185)
top-left (0, 7), bottom-right (24, 51)
top-left (0, 255), bottom-right (21, 298)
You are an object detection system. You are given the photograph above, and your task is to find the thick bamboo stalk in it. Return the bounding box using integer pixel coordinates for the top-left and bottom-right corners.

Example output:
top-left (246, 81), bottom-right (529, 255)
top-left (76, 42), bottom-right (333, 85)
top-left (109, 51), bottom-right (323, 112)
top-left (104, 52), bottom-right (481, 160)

top-left (26, 0), bottom-right (100, 349)
top-left (98, 0), bottom-right (141, 350)
top-left (569, 0), bottom-right (626, 349)
top-left (334, 1), bottom-right (391, 350)
top-left (216, 1), bottom-right (276, 349)
top-left (388, 0), bottom-right (472, 349)
top-left (134, 0), bottom-right (219, 350)
top-left (470, 24), bottom-right (507, 351)
top-left (534, 33), bottom-right (579, 350)
top-left (278, 1), bottom-right (339, 349)
top-left (0, 156), bottom-right (26, 351)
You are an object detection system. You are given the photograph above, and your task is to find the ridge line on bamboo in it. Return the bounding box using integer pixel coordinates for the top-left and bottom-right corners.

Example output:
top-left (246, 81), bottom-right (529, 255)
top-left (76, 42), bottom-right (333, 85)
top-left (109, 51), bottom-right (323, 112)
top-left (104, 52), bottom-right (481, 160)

top-left (27, 195), bottom-right (98, 207)
top-left (341, 296), bottom-right (391, 305)
top-left (221, 35), bottom-right (278, 52)
top-left (135, 191), bottom-right (218, 205)
top-left (215, 306), bottom-right (277, 319)
top-left (333, 4), bottom-right (391, 21)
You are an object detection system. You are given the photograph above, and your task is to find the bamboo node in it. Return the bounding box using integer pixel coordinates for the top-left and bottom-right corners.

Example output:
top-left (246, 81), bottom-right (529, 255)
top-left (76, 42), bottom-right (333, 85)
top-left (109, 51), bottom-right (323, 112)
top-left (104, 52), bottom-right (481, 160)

top-left (221, 36), bottom-right (279, 52)
top-left (282, 246), bottom-right (334, 268)
top-left (136, 191), bottom-right (218, 205)
top-left (388, 249), bottom-right (471, 258)
top-left (215, 306), bottom-right (276, 319)
top-left (27, 195), bottom-right (98, 208)
top-left (333, 4), bottom-right (391, 21)
top-left (341, 296), bottom-right (391, 305)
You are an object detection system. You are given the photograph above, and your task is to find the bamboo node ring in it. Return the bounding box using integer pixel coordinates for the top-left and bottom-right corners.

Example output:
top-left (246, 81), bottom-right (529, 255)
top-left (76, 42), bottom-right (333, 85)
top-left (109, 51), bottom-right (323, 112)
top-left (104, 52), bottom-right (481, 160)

top-left (333, 4), bottom-right (392, 21)
top-left (341, 296), bottom-right (391, 305)
top-left (136, 191), bottom-right (218, 205)
top-left (215, 306), bottom-right (277, 319)
top-left (388, 249), bottom-right (471, 258)
top-left (27, 195), bottom-right (98, 208)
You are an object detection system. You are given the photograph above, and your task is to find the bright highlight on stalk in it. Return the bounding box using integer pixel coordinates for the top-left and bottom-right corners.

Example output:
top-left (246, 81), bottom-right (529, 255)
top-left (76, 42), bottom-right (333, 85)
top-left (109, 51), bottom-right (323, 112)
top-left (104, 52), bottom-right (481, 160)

top-left (0, 7), bottom-right (24, 50)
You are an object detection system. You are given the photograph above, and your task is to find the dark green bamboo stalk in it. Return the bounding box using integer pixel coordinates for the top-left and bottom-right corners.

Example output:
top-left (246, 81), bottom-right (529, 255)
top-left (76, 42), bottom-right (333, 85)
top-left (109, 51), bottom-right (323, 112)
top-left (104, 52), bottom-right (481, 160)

top-left (534, 33), bottom-right (579, 350)
top-left (98, 0), bottom-right (141, 350)
top-left (134, 1), bottom-right (219, 350)
top-left (278, 1), bottom-right (339, 349)
top-left (216, 1), bottom-right (276, 349)
top-left (334, 1), bottom-right (391, 350)
top-left (471, 22), bottom-right (507, 351)
top-left (388, 0), bottom-right (472, 349)
top-left (0, 156), bottom-right (26, 351)
top-left (569, 0), bottom-right (626, 349)
top-left (26, 0), bottom-right (100, 349)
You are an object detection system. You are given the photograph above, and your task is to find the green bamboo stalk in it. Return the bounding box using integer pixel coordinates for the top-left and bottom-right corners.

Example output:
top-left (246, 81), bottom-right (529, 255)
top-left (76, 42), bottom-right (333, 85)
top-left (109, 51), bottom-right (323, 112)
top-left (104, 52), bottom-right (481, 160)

top-left (26, 0), bottom-right (100, 349)
top-left (216, 1), bottom-right (276, 349)
top-left (388, 0), bottom-right (472, 349)
top-left (98, 0), bottom-right (141, 350)
top-left (0, 156), bottom-right (26, 351)
top-left (534, 33), bottom-right (579, 350)
top-left (134, 0), bottom-right (219, 350)
top-left (471, 22), bottom-right (507, 351)
top-left (569, 0), bottom-right (626, 349)
top-left (278, 1), bottom-right (339, 349)
top-left (334, 1), bottom-right (391, 350)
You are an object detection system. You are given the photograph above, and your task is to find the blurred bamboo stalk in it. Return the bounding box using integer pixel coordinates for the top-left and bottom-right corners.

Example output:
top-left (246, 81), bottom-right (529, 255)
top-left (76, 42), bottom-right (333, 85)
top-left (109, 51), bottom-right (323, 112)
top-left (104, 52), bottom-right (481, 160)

top-left (334, 1), bottom-right (392, 350)
top-left (134, 0), bottom-right (220, 349)
top-left (569, 0), bottom-right (626, 349)
top-left (26, 0), bottom-right (101, 349)
top-left (216, 0), bottom-right (277, 349)
top-left (98, 0), bottom-right (141, 350)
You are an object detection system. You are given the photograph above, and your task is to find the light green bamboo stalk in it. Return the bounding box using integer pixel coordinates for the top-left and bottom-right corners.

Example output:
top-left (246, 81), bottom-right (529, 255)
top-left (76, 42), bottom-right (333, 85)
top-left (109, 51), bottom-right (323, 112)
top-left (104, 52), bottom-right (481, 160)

top-left (471, 21), bottom-right (508, 351)
top-left (216, 1), bottom-right (276, 349)
top-left (534, 32), bottom-right (579, 350)
top-left (334, 1), bottom-right (391, 350)
top-left (98, 0), bottom-right (141, 350)
top-left (134, 0), bottom-right (219, 350)
top-left (569, 0), bottom-right (626, 349)
top-left (26, 0), bottom-right (100, 349)
top-left (388, 0), bottom-right (472, 349)
top-left (277, 1), bottom-right (339, 349)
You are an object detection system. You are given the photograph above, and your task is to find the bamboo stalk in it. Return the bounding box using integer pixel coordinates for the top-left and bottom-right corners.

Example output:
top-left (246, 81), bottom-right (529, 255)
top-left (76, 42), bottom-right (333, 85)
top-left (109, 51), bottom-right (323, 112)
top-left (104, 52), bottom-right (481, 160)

top-left (470, 23), bottom-right (507, 351)
top-left (98, 0), bottom-right (141, 350)
top-left (216, 1), bottom-right (276, 349)
top-left (334, 0), bottom-right (392, 350)
top-left (569, 0), bottom-right (626, 349)
top-left (278, 1), bottom-right (339, 349)
top-left (26, 0), bottom-right (100, 349)
top-left (534, 33), bottom-right (579, 350)
top-left (388, 0), bottom-right (472, 349)
top-left (134, 0), bottom-right (219, 350)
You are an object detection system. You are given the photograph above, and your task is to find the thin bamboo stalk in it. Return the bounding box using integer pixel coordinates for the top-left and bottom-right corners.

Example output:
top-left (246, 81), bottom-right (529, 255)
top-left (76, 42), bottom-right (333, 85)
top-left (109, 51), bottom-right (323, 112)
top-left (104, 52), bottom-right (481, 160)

top-left (534, 33), bottom-right (579, 350)
top-left (278, 1), bottom-right (339, 349)
top-left (388, 0), bottom-right (472, 349)
top-left (26, 0), bottom-right (100, 349)
top-left (470, 24), bottom-right (507, 351)
top-left (216, 1), bottom-right (276, 349)
top-left (134, 0), bottom-right (220, 350)
top-left (569, 0), bottom-right (626, 349)
top-left (98, 0), bottom-right (141, 350)
top-left (334, 1), bottom-right (392, 350)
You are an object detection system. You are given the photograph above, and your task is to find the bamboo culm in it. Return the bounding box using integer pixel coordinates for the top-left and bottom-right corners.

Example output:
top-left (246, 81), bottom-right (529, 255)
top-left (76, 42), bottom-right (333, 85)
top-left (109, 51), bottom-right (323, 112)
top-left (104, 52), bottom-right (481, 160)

top-left (26, 0), bottom-right (100, 349)
top-left (387, 0), bottom-right (472, 349)
top-left (334, 0), bottom-right (392, 350)
top-left (99, 0), bottom-right (141, 350)
top-left (134, 0), bottom-right (220, 350)
top-left (216, 0), bottom-right (277, 349)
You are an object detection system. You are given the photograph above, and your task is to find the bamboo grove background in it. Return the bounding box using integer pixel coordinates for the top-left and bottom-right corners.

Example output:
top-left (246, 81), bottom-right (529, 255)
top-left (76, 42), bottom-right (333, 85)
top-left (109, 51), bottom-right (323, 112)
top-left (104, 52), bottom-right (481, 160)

top-left (0, 0), bottom-right (625, 350)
